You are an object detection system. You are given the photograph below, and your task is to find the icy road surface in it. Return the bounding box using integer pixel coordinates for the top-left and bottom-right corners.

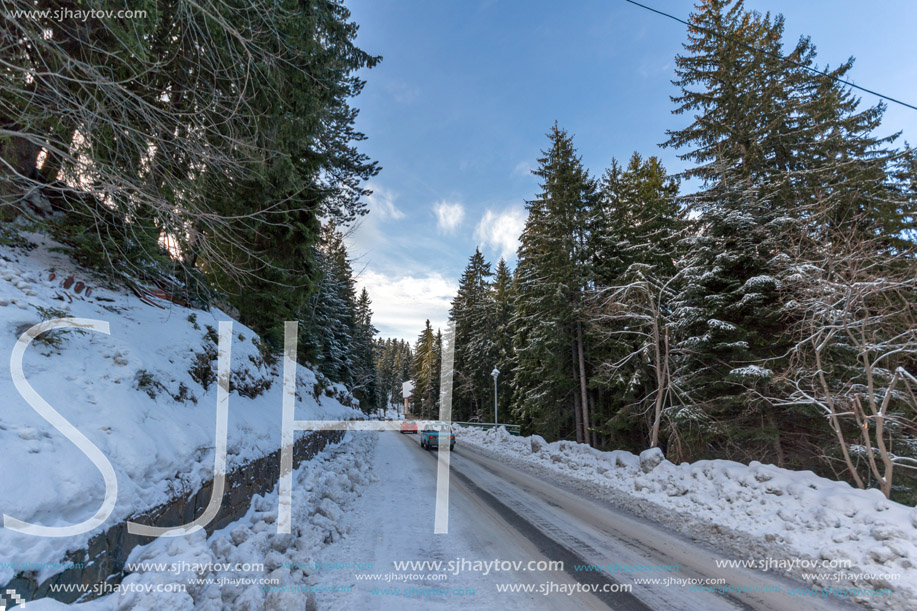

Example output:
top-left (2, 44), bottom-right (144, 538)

top-left (316, 430), bottom-right (608, 609)
top-left (317, 431), bottom-right (856, 610)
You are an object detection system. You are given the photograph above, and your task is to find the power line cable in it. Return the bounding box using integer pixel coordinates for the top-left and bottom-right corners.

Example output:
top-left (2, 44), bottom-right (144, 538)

top-left (622, 0), bottom-right (917, 112)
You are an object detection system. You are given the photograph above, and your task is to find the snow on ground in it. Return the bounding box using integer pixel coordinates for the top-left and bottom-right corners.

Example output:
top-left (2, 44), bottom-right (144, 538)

top-left (28, 431), bottom-right (593, 611)
top-left (312, 431), bottom-right (590, 610)
top-left (0, 233), bottom-right (360, 585)
top-left (382, 406), bottom-right (403, 420)
top-left (456, 426), bottom-right (917, 610)
top-left (26, 432), bottom-right (377, 610)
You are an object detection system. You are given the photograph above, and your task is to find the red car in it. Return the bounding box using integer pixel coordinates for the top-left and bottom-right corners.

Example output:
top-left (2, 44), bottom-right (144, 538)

top-left (400, 420), bottom-right (417, 434)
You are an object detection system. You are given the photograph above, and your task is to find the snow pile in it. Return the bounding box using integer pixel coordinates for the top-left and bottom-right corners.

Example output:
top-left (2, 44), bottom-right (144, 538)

top-left (29, 432), bottom-right (377, 610)
top-left (457, 426), bottom-right (917, 610)
top-left (0, 233), bottom-right (360, 585)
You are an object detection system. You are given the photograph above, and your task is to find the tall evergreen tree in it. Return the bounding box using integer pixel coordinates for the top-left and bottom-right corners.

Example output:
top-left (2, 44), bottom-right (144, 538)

top-left (588, 153), bottom-right (684, 450)
top-left (665, 0), bottom-right (911, 244)
top-left (412, 320), bottom-right (439, 417)
top-left (374, 338), bottom-right (414, 413)
top-left (397, 340), bottom-right (414, 408)
top-left (352, 288), bottom-right (379, 413)
top-left (511, 125), bottom-right (598, 443)
top-left (661, 0), bottom-right (912, 465)
top-left (449, 249), bottom-right (495, 420)
top-left (661, 0), bottom-right (806, 462)
top-left (434, 329), bottom-right (444, 415)
top-left (300, 220), bottom-right (378, 413)
top-left (489, 258), bottom-right (516, 423)
top-left (593, 154), bottom-right (682, 283)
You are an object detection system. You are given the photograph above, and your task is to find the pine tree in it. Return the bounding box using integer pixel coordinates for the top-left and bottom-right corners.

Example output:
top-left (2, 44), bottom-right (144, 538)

top-left (412, 320), bottom-right (439, 417)
top-left (660, 0), bottom-right (912, 465)
top-left (489, 258), bottom-right (516, 423)
top-left (301, 221), bottom-right (356, 387)
top-left (449, 249), bottom-right (495, 421)
top-left (511, 125), bottom-right (598, 443)
top-left (588, 153), bottom-right (684, 450)
top-left (352, 288), bottom-right (379, 413)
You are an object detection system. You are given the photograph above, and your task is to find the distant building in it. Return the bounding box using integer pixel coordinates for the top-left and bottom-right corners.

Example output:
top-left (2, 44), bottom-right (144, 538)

top-left (402, 380), bottom-right (414, 417)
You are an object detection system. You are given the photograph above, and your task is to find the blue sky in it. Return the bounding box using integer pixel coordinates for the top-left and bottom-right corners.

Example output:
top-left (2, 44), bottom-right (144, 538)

top-left (344, 0), bottom-right (917, 341)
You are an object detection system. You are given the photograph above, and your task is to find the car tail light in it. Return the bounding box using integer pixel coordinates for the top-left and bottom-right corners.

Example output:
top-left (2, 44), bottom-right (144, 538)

top-left (428, 435), bottom-right (434, 439)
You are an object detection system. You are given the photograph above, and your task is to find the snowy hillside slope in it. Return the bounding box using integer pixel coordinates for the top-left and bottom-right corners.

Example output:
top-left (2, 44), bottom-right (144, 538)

top-left (0, 232), bottom-right (360, 586)
top-left (456, 427), bottom-right (917, 610)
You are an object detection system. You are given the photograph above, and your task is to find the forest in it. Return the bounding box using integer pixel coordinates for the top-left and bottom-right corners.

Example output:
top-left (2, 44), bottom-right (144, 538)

top-left (1, 0), bottom-right (382, 410)
top-left (410, 0), bottom-right (917, 501)
top-left (2, 0), bottom-right (914, 502)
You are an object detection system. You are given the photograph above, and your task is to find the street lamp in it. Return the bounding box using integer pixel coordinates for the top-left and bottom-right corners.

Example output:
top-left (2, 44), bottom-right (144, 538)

top-left (491, 367), bottom-right (500, 425)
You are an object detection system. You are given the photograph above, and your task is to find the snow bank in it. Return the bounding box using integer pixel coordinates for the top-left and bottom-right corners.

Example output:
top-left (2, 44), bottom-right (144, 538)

top-left (0, 234), bottom-right (361, 585)
top-left (457, 426), bottom-right (917, 610)
top-left (27, 432), bottom-right (377, 610)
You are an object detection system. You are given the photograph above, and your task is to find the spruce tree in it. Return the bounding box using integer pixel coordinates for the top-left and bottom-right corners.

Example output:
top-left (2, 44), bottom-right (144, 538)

top-left (660, 0), bottom-right (911, 465)
top-left (352, 288), bottom-right (379, 413)
top-left (511, 125), bottom-right (598, 443)
top-left (450, 249), bottom-right (495, 420)
top-left (300, 221), bottom-right (356, 386)
top-left (434, 329), bottom-right (444, 416)
top-left (373, 338), bottom-right (414, 414)
top-left (489, 258), bottom-right (516, 423)
top-left (412, 320), bottom-right (439, 417)
top-left (588, 154), bottom-right (684, 450)
top-left (665, 0), bottom-right (910, 246)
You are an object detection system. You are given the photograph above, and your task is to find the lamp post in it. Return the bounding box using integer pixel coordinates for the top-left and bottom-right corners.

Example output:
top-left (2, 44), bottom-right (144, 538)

top-left (491, 367), bottom-right (500, 425)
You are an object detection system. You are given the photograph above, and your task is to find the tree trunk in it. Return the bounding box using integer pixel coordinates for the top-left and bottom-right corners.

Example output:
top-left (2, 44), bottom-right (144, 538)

top-left (650, 326), bottom-right (669, 448)
top-left (571, 343), bottom-right (583, 443)
top-left (765, 410), bottom-right (784, 467)
top-left (576, 322), bottom-right (590, 446)
top-left (0, 135), bottom-right (41, 210)
top-left (572, 393), bottom-right (583, 444)
top-left (598, 386), bottom-right (607, 447)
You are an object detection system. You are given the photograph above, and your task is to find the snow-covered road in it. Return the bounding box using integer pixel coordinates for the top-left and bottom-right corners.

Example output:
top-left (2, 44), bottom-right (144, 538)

top-left (315, 430), bottom-right (609, 609)
top-left (445, 438), bottom-right (856, 611)
top-left (317, 431), bottom-right (856, 610)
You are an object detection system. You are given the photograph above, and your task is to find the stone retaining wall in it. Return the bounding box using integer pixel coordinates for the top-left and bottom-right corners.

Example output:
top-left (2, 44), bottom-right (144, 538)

top-left (5, 430), bottom-right (345, 603)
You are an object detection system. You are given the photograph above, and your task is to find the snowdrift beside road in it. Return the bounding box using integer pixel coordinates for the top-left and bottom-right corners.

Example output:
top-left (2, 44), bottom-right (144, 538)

top-left (0, 233), bottom-right (360, 586)
top-left (456, 426), bottom-right (917, 610)
top-left (22, 432), bottom-right (377, 611)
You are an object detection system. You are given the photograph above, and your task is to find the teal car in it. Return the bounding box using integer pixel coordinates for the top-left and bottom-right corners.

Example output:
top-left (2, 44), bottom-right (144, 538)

top-left (420, 423), bottom-right (455, 451)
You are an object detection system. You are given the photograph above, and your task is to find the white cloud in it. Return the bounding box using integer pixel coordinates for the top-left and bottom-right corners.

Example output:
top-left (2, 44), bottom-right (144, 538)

top-left (513, 161), bottom-right (533, 177)
top-left (344, 209), bottom-right (389, 264)
top-left (354, 271), bottom-right (457, 341)
top-left (433, 201), bottom-right (465, 234)
top-left (383, 79), bottom-right (420, 104)
top-left (474, 207), bottom-right (527, 261)
top-left (366, 183), bottom-right (404, 220)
